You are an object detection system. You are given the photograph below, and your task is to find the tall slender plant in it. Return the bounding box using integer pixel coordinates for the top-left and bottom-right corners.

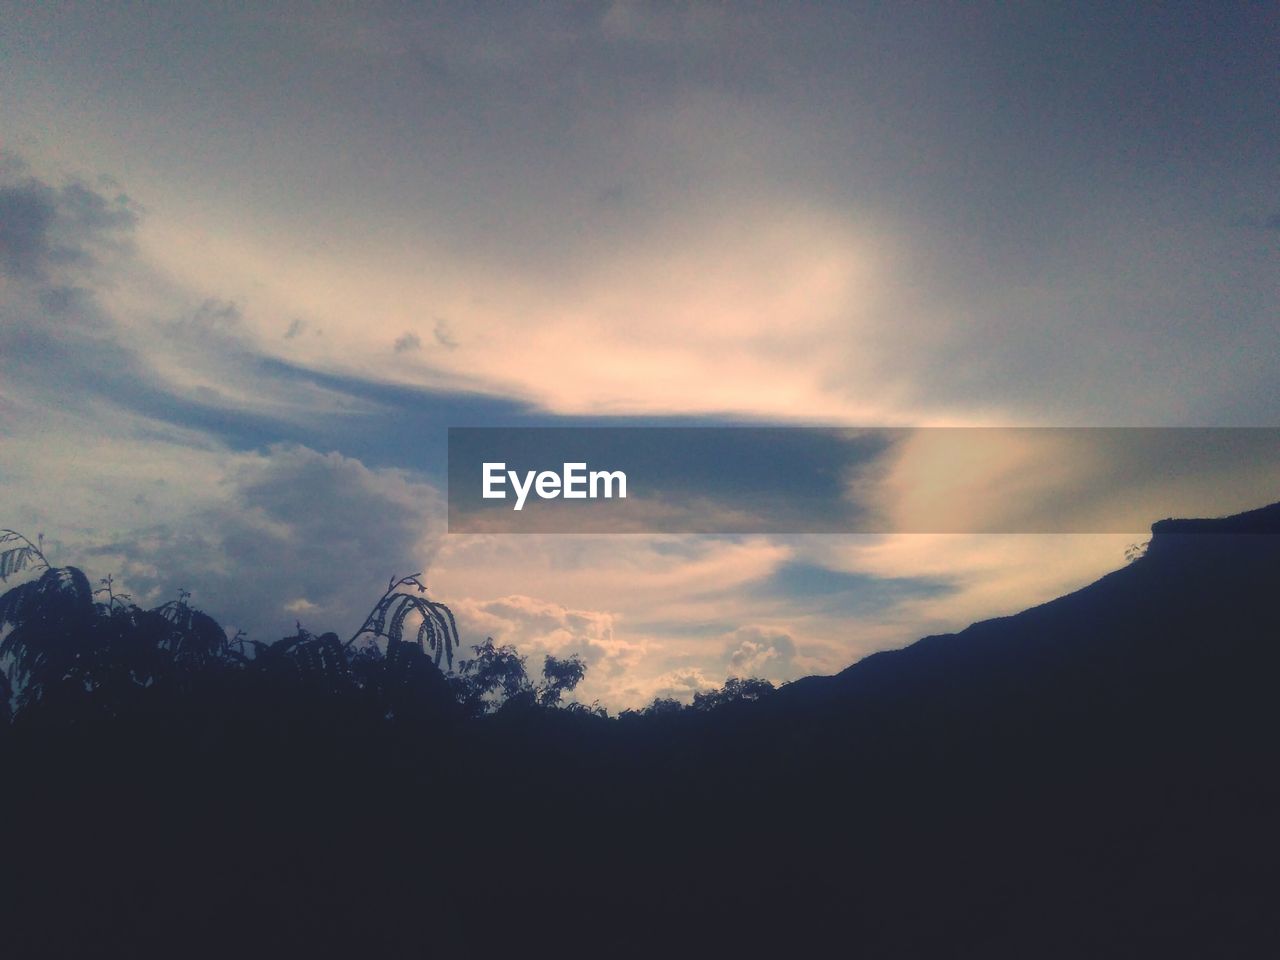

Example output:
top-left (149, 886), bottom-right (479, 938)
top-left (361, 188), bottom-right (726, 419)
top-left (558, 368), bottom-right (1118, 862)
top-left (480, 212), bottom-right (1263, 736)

top-left (347, 573), bottom-right (461, 669)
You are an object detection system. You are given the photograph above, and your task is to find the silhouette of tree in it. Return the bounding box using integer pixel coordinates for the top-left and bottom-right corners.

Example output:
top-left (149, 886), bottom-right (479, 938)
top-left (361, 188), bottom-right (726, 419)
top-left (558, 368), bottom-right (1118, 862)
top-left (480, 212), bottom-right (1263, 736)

top-left (453, 638), bottom-right (535, 716)
top-left (643, 697), bottom-right (686, 717)
top-left (0, 531), bottom-right (591, 727)
top-left (347, 573), bottom-right (461, 668)
top-left (691, 676), bottom-right (775, 711)
top-left (539, 653), bottom-right (587, 707)
top-left (234, 624), bottom-right (353, 693)
top-left (0, 561), bottom-right (251, 718)
top-left (0, 565), bottom-right (97, 710)
top-left (450, 640), bottom-right (594, 716)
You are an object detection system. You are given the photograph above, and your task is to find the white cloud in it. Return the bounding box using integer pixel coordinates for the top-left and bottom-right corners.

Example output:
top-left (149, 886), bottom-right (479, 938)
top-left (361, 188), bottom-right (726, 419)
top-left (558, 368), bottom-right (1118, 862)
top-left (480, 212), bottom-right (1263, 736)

top-left (816, 533), bottom-right (1133, 638)
top-left (35, 444), bottom-right (447, 642)
top-left (643, 667), bottom-right (721, 704)
top-left (724, 625), bottom-right (796, 679)
top-left (450, 593), bottom-right (644, 704)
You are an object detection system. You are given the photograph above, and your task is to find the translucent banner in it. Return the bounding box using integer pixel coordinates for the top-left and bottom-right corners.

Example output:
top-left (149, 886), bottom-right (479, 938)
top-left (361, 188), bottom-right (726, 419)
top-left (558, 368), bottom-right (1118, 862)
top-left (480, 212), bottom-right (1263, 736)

top-left (447, 427), bottom-right (1280, 533)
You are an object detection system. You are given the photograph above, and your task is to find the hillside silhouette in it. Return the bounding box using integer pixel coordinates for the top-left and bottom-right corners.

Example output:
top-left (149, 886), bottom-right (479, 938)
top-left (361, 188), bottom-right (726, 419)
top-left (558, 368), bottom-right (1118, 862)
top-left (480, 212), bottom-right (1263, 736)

top-left (1, 505), bottom-right (1278, 957)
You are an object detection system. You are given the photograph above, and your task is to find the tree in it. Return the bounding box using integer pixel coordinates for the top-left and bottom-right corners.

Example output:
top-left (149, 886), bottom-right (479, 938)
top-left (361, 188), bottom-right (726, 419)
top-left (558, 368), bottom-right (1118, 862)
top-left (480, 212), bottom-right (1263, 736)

top-left (0, 529), bottom-right (593, 727)
top-left (691, 677), bottom-right (775, 712)
top-left (453, 638), bottom-right (535, 716)
top-left (347, 574), bottom-right (461, 668)
top-left (538, 653), bottom-right (587, 707)
top-left (452, 641), bottom-right (593, 716)
top-left (0, 560), bottom-right (241, 717)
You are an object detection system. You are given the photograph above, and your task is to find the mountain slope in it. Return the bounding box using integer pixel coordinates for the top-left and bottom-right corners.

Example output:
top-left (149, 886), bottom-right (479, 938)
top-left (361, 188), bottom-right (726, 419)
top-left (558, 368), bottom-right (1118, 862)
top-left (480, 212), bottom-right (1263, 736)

top-left (671, 502), bottom-right (1280, 956)
top-left (775, 500), bottom-right (1280, 724)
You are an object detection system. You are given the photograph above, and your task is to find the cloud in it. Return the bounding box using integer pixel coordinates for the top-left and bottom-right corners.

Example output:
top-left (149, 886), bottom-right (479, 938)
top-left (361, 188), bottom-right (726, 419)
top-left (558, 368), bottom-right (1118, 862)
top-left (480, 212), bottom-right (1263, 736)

top-left (3, 0), bottom-right (1278, 712)
top-left (0, 172), bottom-right (136, 283)
top-left (812, 533), bottom-right (1133, 638)
top-left (433, 319), bottom-right (457, 350)
top-left (645, 667), bottom-right (721, 703)
top-left (182, 298), bottom-right (242, 334)
top-left (23, 2), bottom-right (1266, 428)
top-left (853, 428), bottom-right (1280, 534)
top-left (0, 181), bottom-right (56, 280)
top-left (450, 594), bottom-right (642, 700)
top-left (725, 625), bottom-right (796, 679)
top-left (83, 444), bottom-right (445, 641)
top-left (433, 534), bottom-right (792, 624)
top-left (0, 164), bottom-right (403, 461)
top-left (393, 331), bottom-right (422, 353)
top-left (429, 534), bottom-right (821, 705)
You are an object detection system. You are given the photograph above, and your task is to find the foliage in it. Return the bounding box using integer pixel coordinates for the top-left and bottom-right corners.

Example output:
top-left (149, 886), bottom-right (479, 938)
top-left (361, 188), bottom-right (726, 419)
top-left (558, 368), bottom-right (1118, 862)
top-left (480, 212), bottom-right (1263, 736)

top-left (0, 529), bottom-right (49, 583)
top-left (451, 640), bottom-right (590, 716)
top-left (691, 676), bottom-right (775, 711)
top-left (642, 697), bottom-right (686, 717)
top-left (348, 574), bottom-right (461, 668)
top-left (539, 652), bottom-right (588, 707)
top-left (0, 528), bottom-right (773, 728)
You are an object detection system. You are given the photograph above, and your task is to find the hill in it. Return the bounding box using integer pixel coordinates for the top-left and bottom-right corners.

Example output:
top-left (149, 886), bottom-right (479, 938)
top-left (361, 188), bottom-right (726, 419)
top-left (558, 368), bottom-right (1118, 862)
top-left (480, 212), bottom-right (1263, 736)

top-left (2, 504), bottom-right (1278, 957)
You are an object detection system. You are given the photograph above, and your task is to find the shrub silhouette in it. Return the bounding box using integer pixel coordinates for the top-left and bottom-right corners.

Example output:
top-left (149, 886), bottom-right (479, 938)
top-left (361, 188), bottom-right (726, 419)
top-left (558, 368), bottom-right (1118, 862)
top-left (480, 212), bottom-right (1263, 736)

top-left (451, 638), bottom-right (590, 716)
top-left (691, 676), bottom-right (775, 711)
top-left (0, 531), bottom-right (462, 723)
top-left (347, 573), bottom-right (461, 667)
top-left (0, 528), bottom-right (750, 727)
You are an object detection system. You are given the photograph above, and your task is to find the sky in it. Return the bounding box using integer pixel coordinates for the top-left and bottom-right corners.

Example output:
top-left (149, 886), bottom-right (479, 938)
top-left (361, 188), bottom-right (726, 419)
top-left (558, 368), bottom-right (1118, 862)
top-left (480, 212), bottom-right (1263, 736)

top-left (1, 2), bottom-right (1277, 708)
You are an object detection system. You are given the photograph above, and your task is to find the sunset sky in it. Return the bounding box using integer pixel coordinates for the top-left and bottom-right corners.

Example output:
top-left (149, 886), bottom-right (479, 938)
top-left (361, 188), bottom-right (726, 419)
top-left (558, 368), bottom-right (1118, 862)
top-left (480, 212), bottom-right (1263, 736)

top-left (2, 3), bottom-right (1277, 707)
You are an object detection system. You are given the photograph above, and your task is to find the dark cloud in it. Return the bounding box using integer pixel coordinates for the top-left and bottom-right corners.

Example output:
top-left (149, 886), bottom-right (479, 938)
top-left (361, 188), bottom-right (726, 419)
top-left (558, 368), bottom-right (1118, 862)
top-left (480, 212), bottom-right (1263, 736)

top-left (3, 6), bottom-right (1274, 426)
top-left (0, 171), bottom-right (135, 407)
top-left (0, 174), bottom-right (136, 283)
top-left (185, 298), bottom-right (242, 332)
top-left (432, 319), bottom-right (457, 350)
top-left (0, 182), bottom-right (56, 280)
top-left (0, 170), bottom-right (142, 417)
top-left (393, 331), bottom-right (422, 353)
top-left (89, 445), bottom-right (444, 641)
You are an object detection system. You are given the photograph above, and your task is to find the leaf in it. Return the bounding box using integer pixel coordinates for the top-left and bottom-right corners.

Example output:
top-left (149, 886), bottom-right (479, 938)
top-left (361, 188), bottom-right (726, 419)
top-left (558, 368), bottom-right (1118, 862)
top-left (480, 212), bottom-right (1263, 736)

top-left (369, 595), bottom-right (393, 638)
top-left (432, 601), bottom-right (460, 650)
top-left (418, 614), bottom-right (439, 660)
top-left (427, 601), bottom-right (459, 669)
top-left (0, 545), bottom-right (37, 582)
top-left (0, 578), bottom-right (39, 628)
top-left (0, 531), bottom-right (45, 583)
top-left (388, 595), bottom-right (416, 644)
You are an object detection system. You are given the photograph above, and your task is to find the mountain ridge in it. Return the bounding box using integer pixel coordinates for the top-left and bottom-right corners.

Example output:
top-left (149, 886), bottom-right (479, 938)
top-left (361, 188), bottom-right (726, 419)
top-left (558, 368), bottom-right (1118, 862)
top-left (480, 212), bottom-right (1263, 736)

top-left (766, 500), bottom-right (1280, 716)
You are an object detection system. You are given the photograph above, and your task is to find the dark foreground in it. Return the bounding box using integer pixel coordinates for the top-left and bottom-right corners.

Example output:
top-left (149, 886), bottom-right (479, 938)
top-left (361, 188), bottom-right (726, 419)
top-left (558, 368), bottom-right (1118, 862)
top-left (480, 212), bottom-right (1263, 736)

top-left (2, 506), bottom-right (1279, 957)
